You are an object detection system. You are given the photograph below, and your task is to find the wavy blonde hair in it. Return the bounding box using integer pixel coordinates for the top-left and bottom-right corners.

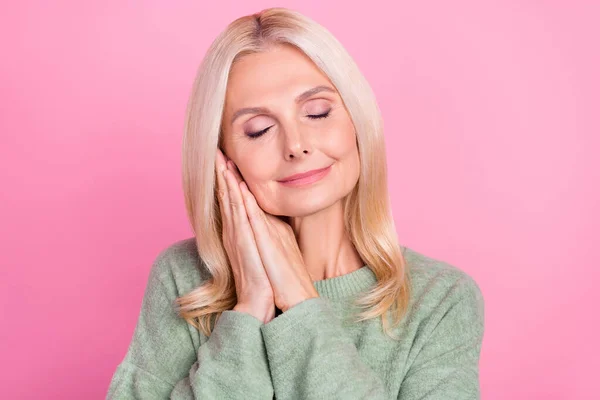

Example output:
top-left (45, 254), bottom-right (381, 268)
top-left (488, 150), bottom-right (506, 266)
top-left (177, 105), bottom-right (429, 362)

top-left (176, 7), bottom-right (411, 340)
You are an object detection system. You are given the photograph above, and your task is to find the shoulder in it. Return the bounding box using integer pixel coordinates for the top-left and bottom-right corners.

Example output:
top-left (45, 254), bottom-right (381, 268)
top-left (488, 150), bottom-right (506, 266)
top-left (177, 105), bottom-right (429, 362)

top-left (401, 246), bottom-right (485, 329)
top-left (147, 236), bottom-right (211, 297)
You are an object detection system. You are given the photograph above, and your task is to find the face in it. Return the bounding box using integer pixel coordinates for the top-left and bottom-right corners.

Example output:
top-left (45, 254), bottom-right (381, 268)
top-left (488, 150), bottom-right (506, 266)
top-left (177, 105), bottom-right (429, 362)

top-left (221, 43), bottom-right (360, 217)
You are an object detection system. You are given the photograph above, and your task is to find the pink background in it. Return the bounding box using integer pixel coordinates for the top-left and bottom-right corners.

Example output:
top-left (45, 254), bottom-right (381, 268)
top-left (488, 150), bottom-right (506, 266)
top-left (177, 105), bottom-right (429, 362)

top-left (1, 1), bottom-right (598, 399)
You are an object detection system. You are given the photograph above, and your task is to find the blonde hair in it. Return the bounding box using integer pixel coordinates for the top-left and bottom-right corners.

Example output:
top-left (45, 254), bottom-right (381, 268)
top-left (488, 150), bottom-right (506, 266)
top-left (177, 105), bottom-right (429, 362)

top-left (176, 7), bottom-right (411, 340)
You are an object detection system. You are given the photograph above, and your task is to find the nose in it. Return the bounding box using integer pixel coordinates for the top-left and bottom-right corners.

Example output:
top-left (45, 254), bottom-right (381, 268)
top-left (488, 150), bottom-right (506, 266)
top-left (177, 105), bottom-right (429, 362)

top-left (282, 122), bottom-right (312, 161)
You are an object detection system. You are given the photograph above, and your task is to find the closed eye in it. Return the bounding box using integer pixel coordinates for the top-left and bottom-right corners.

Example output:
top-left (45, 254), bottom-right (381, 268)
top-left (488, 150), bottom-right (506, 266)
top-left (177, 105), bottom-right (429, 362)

top-left (247, 126), bottom-right (273, 139)
top-left (246, 110), bottom-right (331, 139)
top-left (307, 110), bottom-right (331, 120)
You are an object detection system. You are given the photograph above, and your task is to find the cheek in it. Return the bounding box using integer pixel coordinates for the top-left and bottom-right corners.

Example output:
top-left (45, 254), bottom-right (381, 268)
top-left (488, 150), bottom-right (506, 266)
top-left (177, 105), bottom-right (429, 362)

top-left (249, 181), bottom-right (282, 214)
top-left (235, 149), bottom-right (275, 183)
top-left (236, 165), bottom-right (279, 210)
top-left (328, 118), bottom-right (358, 159)
top-left (335, 121), bottom-right (361, 184)
top-left (241, 172), bottom-right (272, 197)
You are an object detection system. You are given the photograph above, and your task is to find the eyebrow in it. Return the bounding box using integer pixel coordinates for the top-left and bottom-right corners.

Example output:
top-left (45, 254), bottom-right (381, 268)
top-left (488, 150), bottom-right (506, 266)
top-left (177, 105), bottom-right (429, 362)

top-left (230, 85), bottom-right (337, 124)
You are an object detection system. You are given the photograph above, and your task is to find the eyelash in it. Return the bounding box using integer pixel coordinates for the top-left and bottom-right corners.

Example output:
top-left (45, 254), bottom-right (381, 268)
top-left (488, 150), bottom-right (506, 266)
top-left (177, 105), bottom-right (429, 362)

top-left (246, 111), bottom-right (331, 139)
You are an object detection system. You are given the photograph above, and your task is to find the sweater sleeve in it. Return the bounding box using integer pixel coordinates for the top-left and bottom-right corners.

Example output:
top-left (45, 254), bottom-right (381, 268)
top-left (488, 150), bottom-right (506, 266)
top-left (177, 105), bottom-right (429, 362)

top-left (259, 277), bottom-right (485, 400)
top-left (106, 253), bottom-right (274, 399)
top-left (260, 296), bottom-right (389, 399)
top-left (397, 276), bottom-right (485, 399)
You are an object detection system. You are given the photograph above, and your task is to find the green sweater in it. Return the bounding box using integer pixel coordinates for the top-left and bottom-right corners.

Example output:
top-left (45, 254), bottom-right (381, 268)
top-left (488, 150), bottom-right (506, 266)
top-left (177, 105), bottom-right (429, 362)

top-left (106, 237), bottom-right (485, 399)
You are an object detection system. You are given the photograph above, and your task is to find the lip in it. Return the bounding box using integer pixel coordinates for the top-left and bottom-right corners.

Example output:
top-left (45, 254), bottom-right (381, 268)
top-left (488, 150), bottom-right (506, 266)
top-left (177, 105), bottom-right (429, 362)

top-left (278, 165), bottom-right (332, 187)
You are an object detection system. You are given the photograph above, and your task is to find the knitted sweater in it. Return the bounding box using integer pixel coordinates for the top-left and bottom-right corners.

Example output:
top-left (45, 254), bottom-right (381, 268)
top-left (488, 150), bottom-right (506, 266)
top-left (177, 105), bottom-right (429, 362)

top-left (106, 237), bottom-right (485, 399)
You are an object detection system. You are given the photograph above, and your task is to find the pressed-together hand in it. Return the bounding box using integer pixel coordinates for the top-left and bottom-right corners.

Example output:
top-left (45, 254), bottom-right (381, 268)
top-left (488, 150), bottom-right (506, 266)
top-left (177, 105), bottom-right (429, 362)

top-left (216, 148), bottom-right (319, 317)
top-left (216, 149), bottom-right (275, 323)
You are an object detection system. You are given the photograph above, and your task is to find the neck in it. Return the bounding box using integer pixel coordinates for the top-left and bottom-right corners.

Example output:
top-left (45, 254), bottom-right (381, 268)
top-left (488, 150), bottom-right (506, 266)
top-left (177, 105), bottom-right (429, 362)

top-left (287, 200), bottom-right (364, 281)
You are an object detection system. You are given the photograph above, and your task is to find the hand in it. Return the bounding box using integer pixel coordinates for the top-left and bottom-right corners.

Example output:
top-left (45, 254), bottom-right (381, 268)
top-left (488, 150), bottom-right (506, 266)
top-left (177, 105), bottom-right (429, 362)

top-left (226, 159), bottom-right (320, 313)
top-left (215, 148), bottom-right (275, 323)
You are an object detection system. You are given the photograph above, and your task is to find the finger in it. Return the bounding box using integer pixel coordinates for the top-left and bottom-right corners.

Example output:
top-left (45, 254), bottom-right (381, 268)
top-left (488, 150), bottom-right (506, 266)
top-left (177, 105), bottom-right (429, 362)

top-left (239, 181), bottom-right (273, 254)
top-left (215, 150), bottom-right (231, 227)
top-left (227, 160), bottom-right (245, 184)
top-left (224, 165), bottom-right (266, 274)
top-left (224, 164), bottom-right (250, 229)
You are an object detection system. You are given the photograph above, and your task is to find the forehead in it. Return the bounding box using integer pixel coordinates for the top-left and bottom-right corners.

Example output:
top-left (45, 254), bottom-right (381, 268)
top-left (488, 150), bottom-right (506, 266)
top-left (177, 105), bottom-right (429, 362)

top-left (225, 45), bottom-right (333, 109)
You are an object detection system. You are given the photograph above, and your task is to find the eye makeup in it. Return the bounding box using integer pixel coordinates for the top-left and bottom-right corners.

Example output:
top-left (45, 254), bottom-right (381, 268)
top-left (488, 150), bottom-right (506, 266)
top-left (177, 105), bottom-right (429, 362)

top-left (246, 110), bottom-right (331, 139)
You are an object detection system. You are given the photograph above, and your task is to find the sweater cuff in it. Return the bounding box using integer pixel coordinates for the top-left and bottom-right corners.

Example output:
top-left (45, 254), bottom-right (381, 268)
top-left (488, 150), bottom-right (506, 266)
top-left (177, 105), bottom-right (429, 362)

top-left (261, 296), bottom-right (333, 334)
top-left (210, 310), bottom-right (265, 349)
top-left (260, 297), bottom-right (340, 374)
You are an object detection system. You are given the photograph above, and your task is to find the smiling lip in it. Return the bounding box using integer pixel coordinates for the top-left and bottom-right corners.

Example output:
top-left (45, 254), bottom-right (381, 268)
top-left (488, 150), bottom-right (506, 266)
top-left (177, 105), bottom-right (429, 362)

top-left (278, 165), bottom-right (332, 187)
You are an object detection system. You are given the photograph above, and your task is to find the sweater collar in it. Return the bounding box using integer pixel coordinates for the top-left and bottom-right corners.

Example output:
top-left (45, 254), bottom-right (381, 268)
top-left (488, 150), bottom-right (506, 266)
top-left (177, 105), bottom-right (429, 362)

top-left (312, 265), bottom-right (377, 300)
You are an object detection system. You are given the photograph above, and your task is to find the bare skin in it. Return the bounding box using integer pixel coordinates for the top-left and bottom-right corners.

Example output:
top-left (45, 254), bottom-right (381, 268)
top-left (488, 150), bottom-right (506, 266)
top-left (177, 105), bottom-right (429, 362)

top-left (216, 43), bottom-right (364, 322)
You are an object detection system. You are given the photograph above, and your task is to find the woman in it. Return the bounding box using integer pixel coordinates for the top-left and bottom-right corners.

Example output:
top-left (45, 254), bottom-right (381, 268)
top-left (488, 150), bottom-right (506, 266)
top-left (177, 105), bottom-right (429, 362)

top-left (107, 7), bottom-right (485, 399)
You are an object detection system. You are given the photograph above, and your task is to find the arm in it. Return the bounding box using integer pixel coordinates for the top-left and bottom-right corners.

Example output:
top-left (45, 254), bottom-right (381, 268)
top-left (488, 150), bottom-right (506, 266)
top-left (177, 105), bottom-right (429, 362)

top-left (260, 296), bottom-right (388, 399)
top-left (397, 277), bottom-right (485, 399)
top-left (105, 252), bottom-right (274, 399)
top-left (258, 277), bottom-right (485, 400)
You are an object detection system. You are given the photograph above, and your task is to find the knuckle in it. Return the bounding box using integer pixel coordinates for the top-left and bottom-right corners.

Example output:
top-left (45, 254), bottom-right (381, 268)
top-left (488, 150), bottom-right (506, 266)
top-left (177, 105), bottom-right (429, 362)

top-left (229, 199), bottom-right (243, 209)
